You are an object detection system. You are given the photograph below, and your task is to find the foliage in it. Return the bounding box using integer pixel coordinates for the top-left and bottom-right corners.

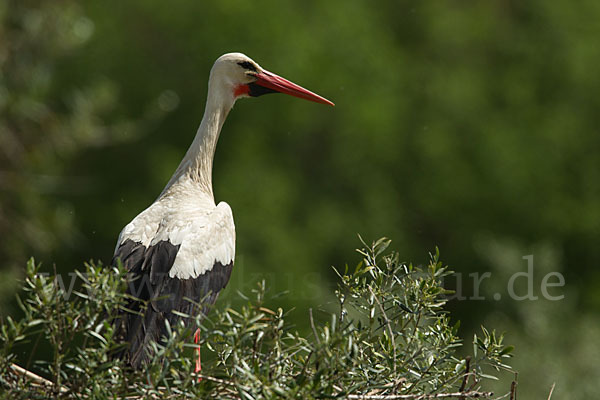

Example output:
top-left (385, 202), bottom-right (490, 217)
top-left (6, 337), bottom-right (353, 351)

top-left (0, 0), bottom-right (166, 307)
top-left (0, 239), bottom-right (513, 399)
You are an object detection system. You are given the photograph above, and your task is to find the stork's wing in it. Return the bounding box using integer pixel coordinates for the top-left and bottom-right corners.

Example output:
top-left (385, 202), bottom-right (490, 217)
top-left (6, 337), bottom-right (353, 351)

top-left (112, 202), bottom-right (235, 368)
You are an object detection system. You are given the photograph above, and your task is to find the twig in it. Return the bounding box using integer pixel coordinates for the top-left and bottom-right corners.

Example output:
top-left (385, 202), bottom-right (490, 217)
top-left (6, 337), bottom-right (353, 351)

top-left (9, 363), bottom-right (68, 393)
top-left (299, 349), bottom-right (314, 377)
top-left (509, 372), bottom-right (518, 400)
top-left (467, 369), bottom-right (479, 391)
top-left (8, 362), bottom-right (495, 400)
top-left (491, 391), bottom-right (512, 400)
top-left (193, 373), bottom-right (235, 387)
top-left (347, 391), bottom-right (493, 399)
top-left (369, 285), bottom-right (397, 374)
top-left (458, 357), bottom-right (471, 392)
top-left (123, 380), bottom-right (238, 400)
top-left (309, 308), bottom-right (321, 345)
top-left (546, 383), bottom-right (555, 400)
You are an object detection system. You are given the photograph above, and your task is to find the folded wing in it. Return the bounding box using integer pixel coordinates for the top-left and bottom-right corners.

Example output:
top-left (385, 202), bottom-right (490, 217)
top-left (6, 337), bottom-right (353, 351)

top-left (112, 201), bottom-right (235, 368)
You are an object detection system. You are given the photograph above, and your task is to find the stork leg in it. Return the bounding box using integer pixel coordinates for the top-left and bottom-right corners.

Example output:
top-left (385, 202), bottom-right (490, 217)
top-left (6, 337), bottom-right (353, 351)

top-left (194, 328), bottom-right (202, 381)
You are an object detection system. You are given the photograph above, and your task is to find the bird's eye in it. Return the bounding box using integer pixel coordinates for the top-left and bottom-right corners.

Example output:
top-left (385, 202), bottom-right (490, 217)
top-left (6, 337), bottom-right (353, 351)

top-left (237, 61), bottom-right (257, 72)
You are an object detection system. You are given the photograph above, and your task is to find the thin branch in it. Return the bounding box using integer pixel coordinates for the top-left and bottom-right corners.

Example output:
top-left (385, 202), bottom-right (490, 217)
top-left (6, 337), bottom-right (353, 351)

top-left (9, 363), bottom-right (68, 393)
top-left (369, 285), bottom-right (397, 374)
top-left (5, 365), bottom-right (495, 400)
top-left (509, 372), bottom-right (518, 400)
top-left (299, 349), bottom-right (314, 378)
top-left (458, 357), bottom-right (471, 392)
top-left (309, 308), bottom-right (321, 345)
top-left (546, 383), bottom-right (555, 400)
top-left (467, 369), bottom-right (479, 391)
top-left (347, 391), bottom-right (494, 399)
top-left (491, 391), bottom-right (512, 400)
top-left (193, 373), bottom-right (235, 387)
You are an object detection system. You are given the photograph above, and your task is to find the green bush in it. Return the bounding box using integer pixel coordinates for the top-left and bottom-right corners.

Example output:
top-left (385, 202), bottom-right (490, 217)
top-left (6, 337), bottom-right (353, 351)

top-left (1, 239), bottom-right (514, 399)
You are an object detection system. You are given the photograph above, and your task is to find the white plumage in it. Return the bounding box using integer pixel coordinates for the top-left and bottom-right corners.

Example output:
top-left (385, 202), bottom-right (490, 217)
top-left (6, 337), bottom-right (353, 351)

top-left (116, 190), bottom-right (235, 279)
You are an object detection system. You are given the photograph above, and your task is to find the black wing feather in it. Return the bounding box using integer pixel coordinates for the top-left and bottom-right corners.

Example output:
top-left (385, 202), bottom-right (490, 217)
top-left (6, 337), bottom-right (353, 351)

top-left (112, 238), bottom-right (233, 369)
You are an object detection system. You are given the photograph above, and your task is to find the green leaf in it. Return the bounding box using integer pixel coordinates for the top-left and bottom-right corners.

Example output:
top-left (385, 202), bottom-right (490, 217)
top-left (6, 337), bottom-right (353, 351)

top-left (500, 345), bottom-right (515, 356)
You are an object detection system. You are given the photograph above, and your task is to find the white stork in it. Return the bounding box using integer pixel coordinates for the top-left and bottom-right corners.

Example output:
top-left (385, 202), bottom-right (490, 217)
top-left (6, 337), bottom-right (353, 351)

top-left (112, 53), bottom-right (333, 373)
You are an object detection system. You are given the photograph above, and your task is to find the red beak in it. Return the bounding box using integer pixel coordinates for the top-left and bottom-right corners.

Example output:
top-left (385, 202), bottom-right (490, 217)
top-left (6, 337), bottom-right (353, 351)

top-left (253, 70), bottom-right (335, 106)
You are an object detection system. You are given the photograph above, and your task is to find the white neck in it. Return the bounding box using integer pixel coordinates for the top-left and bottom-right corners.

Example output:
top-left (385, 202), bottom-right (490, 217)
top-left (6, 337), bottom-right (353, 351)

top-left (160, 83), bottom-right (234, 200)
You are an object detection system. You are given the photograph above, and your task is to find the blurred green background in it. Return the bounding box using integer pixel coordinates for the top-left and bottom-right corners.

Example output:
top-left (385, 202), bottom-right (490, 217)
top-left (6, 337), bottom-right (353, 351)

top-left (1, 0), bottom-right (599, 397)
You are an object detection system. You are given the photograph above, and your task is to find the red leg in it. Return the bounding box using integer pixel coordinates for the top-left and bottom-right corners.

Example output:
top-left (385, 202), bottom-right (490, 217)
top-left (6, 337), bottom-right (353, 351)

top-left (194, 328), bottom-right (202, 381)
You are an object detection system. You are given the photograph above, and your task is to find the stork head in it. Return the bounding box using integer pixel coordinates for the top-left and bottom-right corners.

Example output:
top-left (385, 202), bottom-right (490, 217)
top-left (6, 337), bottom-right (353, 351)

top-left (209, 53), bottom-right (334, 107)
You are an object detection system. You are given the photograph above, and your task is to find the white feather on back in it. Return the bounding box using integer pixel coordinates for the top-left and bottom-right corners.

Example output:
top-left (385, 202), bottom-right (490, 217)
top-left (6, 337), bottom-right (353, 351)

top-left (168, 201), bottom-right (235, 279)
top-left (117, 188), bottom-right (235, 280)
